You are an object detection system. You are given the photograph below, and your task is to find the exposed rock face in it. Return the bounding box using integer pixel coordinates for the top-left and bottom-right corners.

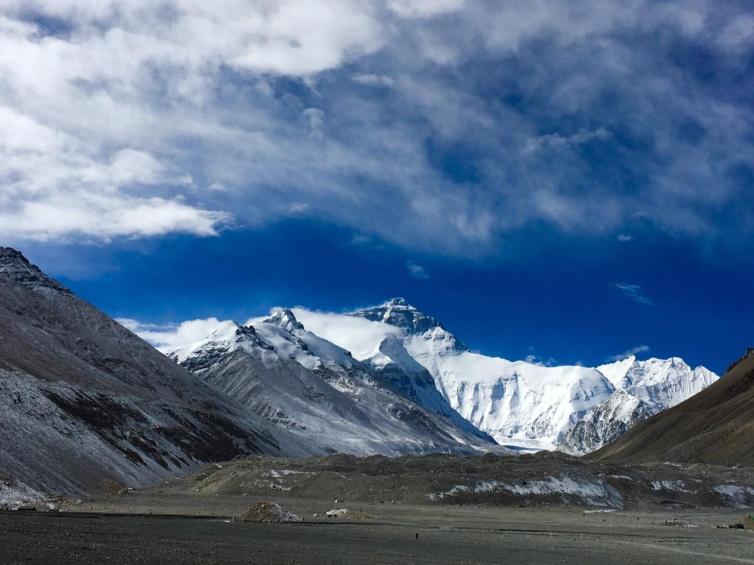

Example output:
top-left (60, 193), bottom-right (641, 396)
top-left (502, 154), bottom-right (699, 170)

top-left (561, 390), bottom-right (657, 454)
top-left (354, 298), bottom-right (465, 352)
top-left (0, 248), bottom-right (308, 496)
top-left (355, 298), bottom-right (451, 338)
top-left (0, 247), bottom-right (69, 293)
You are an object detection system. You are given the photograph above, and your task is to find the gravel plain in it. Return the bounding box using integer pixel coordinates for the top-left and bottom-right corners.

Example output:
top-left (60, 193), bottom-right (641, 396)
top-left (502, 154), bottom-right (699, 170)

top-left (2, 497), bottom-right (753, 565)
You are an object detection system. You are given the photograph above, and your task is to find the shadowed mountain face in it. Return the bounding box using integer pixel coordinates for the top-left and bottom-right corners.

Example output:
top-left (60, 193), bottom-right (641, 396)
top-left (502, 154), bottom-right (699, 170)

top-left (592, 351), bottom-right (754, 466)
top-left (0, 248), bottom-right (307, 496)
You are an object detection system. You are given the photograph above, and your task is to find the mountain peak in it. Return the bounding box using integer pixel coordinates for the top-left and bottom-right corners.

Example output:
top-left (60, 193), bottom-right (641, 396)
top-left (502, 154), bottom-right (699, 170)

top-left (352, 298), bottom-right (450, 337)
top-left (0, 247), bottom-right (70, 293)
top-left (263, 308), bottom-right (305, 332)
top-left (383, 297), bottom-right (414, 308)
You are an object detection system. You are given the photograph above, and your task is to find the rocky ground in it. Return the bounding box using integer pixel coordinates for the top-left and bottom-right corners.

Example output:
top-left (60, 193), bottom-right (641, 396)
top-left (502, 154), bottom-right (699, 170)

top-left (3, 453), bottom-right (754, 564)
top-left (124, 452), bottom-right (754, 511)
top-left (1, 504), bottom-right (753, 564)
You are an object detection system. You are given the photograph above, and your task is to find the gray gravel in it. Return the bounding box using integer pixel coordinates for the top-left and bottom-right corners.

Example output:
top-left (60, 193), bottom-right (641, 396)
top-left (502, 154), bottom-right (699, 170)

top-left (2, 503), bottom-right (753, 565)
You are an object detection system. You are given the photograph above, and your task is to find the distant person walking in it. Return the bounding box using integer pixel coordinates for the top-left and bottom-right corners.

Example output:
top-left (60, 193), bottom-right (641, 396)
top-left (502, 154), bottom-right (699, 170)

top-left (415, 532), bottom-right (419, 541)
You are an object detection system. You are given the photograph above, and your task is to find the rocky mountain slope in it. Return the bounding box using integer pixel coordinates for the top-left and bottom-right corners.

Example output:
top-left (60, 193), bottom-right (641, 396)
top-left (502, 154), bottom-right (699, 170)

top-left (166, 308), bottom-right (495, 456)
top-left (293, 299), bottom-right (718, 454)
top-left (0, 248), bottom-right (309, 497)
top-left (592, 350), bottom-right (754, 465)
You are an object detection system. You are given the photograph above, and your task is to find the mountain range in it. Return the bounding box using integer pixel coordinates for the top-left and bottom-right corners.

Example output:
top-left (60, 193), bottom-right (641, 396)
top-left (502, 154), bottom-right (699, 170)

top-left (291, 299), bottom-right (718, 454)
top-left (0, 248), bottom-right (723, 498)
top-left (164, 297), bottom-right (718, 456)
top-left (166, 308), bottom-right (494, 456)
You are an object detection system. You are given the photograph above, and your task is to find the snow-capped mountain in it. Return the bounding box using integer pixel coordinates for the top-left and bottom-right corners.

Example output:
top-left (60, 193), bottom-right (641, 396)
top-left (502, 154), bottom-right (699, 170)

top-left (166, 308), bottom-right (495, 456)
top-left (293, 298), bottom-right (719, 454)
top-left (560, 389), bottom-right (656, 454)
top-left (0, 248), bottom-right (309, 497)
top-left (597, 356), bottom-right (717, 408)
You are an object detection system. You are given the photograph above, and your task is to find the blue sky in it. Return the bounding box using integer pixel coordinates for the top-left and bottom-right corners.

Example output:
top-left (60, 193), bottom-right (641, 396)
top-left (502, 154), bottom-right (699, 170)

top-left (21, 219), bottom-right (754, 373)
top-left (2, 1), bottom-right (753, 373)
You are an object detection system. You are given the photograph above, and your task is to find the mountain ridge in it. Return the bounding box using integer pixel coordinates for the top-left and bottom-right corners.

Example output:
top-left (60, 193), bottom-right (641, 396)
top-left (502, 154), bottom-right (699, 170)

top-left (291, 298), bottom-right (718, 454)
top-left (0, 247), bottom-right (71, 294)
top-left (145, 297), bottom-right (718, 456)
top-left (166, 308), bottom-right (496, 456)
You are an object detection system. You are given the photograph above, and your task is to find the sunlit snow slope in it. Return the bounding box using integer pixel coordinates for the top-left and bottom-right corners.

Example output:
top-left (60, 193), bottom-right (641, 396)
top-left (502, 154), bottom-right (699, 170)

top-left (294, 299), bottom-right (718, 454)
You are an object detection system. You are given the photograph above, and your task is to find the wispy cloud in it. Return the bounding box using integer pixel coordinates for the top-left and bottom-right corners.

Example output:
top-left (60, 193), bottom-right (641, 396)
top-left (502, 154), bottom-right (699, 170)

top-left (406, 260), bottom-right (430, 279)
top-left (525, 128), bottom-right (613, 153)
top-left (351, 73), bottom-right (395, 87)
top-left (611, 282), bottom-right (653, 306)
top-left (606, 345), bottom-right (650, 362)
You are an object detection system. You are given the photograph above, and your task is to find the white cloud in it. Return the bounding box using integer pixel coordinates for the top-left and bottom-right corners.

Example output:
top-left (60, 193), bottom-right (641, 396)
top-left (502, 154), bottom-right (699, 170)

top-left (0, 196), bottom-right (227, 241)
top-left (0, 105), bottom-right (225, 240)
top-left (118, 317), bottom-right (234, 352)
top-left (350, 234), bottom-right (375, 247)
top-left (116, 318), bottom-right (142, 332)
top-left (351, 73), bottom-right (395, 87)
top-left (406, 260), bottom-right (430, 279)
top-left (524, 128), bottom-right (613, 153)
top-left (610, 282), bottom-right (653, 306)
top-left (231, 0), bottom-right (383, 76)
top-left (606, 345), bottom-right (650, 362)
top-left (388, 0), bottom-right (465, 18)
top-left (287, 201), bottom-right (311, 214)
top-left (301, 108), bottom-right (325, 139)
top-left (289, 307), bottom-right (403, 360)
top-left (0, 0), bottom-right (383, 242)
top-left (717, 14), bottom-right (754, 51)
top-left (524, 353), bottom-right (557, 366)
top-left (0, 1), bottom-right (751, 252)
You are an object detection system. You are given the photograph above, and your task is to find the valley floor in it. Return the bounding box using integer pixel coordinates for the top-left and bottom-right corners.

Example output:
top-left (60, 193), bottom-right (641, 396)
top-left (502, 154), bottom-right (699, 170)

top-left (4, 454), bottom-right (754, 564)
top-left (1, 502), bottom-right (753, 565)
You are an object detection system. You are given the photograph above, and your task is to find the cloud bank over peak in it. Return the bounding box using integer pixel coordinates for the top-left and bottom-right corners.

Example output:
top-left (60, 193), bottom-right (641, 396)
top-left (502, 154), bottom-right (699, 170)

top-left (0, 1), bottom-right (751, 254)
top-left (117, 317), bottom-right (234, 352)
